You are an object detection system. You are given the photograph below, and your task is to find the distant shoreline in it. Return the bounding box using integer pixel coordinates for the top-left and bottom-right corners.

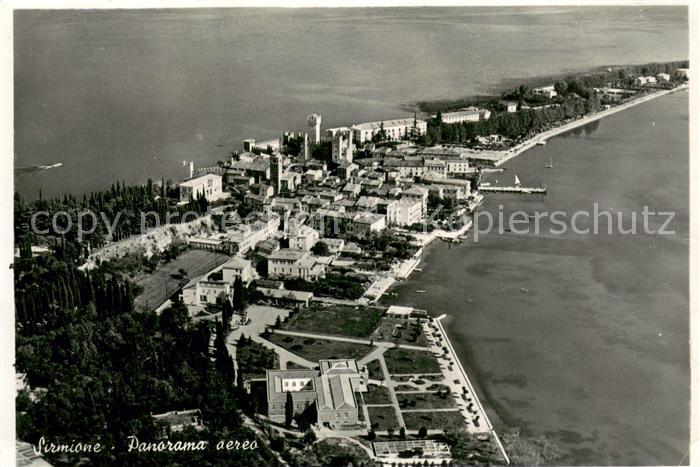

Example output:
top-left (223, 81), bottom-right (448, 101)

top-left (492, 84), bottom-right (689, 168)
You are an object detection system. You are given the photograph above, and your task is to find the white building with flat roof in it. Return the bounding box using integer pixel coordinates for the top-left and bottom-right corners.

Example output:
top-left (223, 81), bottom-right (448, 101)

top-left (532, 85), bottom-right (557, 98)
top-left (634, 76), bottom-right (657, 86)
top-left (439, 107), bottom-right (491, 124)
top-left (179, 173), bottom-right (223, 202)
top-left (352, 118), bottom-right (427, 143)
top-left (268, 248), bottom-right (326, 280)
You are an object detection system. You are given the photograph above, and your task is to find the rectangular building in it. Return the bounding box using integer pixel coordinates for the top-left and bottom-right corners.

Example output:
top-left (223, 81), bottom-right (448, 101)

top-left (267, 249), bottom-right (326, 280)
top-left (532, 85), bottom-right (557, 98)
top-left (386, 199), bottom-right (423, 227)
top-left (352, 118), bottom-right (427, 143)
top-left (179, 173), bottom-right (223, 202)
top-left (266, 369), bottom-right (319, 424)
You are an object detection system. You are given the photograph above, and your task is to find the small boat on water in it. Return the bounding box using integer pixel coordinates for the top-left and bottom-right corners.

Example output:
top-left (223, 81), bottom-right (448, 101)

top-left (520, 288), bottom-right (529, 293)
top-left (536, 140), bottom-right (547, 146)
top-left (415, 290), bottom-right (427, 294)
top-left (545, 155), bottom-right (554, 169)
top-left (514, 174), bottom-right (521, 186)
top-left (414, 268), bottom-right (423, 272)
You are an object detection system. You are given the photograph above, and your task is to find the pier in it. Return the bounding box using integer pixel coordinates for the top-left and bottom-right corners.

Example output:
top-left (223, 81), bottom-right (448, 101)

top-left (479, 184), bottom-right (546, 195)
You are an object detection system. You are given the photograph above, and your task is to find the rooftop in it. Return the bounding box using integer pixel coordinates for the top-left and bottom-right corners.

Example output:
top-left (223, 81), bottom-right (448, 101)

top-left (352, 118), bottom-right (427, 131)
top-left (268, 248), bottom-right (308, 262)
top-left (179, 173), bottom-right (221, 187)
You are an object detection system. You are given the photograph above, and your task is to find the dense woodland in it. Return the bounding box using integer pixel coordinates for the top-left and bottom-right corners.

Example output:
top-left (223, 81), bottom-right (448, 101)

top-left (15, 251), bottom-right (280, 465)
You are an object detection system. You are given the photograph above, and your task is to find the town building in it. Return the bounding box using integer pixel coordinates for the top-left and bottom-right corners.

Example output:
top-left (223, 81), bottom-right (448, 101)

top-left (267, 249), bottom-right (326, 280)
top-left (401, 185), bottom-right (430, 218)
top-left (438, 107), bottom-right (491, 124)
top-left (152, 409), bottom-right (205, 434)
top-left (532, 85), bottom-right (558, 98)
top-left (634, 76), bottom-right (657, 86)
top-left (257, 287), bottom-right (314, 307)
top-left (347, 213), bottom-right (386, 238)
top-left (179, 173), bottom-right (223, 202)
top-left (316, 360), bottom-right (366, 428)
top-left (288, 225), bottom-right (320, 251)
top-left (656, 73), bottom-right (671, 82)
top-left (265, 360), bottom-right (367, 429)
top-left (228, 157), bottom-right (270, 183)
top-left (182, 277), bottom-right (233, 310)
top-left (424, 159), bottom-right (447, 179)
top-left (383, 158), bottom-right (425, 179)
top-left (352, 118), bottom-right (427, 143)
top-left (501, 101), bottom-right (518, 113)
top-left (221, 257), bottom-right (254, 284)
top-left (266, 369), bottom-right (319, 424)
top-left (318, 237), bottom-right (346, 255)
top-left (386, 199), bottom-right (423, 227)
top-left (226, 214), bottom-right (280, 254)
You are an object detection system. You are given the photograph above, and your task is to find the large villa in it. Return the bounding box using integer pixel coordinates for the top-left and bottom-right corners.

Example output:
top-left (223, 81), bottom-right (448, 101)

top-left (266, 359), bottom-right (368, 429)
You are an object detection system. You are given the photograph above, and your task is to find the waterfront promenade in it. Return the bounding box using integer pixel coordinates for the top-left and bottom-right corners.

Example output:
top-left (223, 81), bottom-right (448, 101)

top-left (431, 315), bottom-right (511, 464)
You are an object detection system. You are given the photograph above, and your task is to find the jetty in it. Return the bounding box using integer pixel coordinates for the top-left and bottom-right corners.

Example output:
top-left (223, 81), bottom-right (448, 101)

top-left (479, 184), bottom-right (546, 195)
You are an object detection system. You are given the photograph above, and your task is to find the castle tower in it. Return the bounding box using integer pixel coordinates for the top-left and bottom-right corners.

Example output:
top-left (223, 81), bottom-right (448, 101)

top-left (270, 153), bottom-right (282, 195)
top-left (331, 128), bottom-right (354, 164)
top-left (307, 114), bottom-right (322, 144)
top-left (302, 133), bottom-right (309, 160)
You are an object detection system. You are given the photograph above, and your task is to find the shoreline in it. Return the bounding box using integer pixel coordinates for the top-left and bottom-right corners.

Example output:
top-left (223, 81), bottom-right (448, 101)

top-left (384, 85), bottom-right (689, 459)
top-left (493, 84), bottom-right (688, 167)
top-left (432, 314), bottom-right (511, 464)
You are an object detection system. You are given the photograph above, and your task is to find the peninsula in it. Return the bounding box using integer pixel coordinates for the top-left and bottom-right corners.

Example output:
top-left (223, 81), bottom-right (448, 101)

top-left (14, 60), bottom-right (688, 466)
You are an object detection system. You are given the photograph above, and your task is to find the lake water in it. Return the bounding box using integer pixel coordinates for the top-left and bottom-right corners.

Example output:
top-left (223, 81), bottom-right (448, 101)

top-left (389, 91), bottom-right (689, 465)
top-left (14, 6), bottom-right (688, 199)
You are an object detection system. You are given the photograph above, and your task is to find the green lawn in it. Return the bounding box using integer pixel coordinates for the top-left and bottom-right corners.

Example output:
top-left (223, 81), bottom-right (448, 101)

top-left (383, 348), bottom-right (441, 375)
top-left (278, 303), bottom-right (385, 338)
top-left (363, 384), bottom-right (393, 405)
top-left (397, 392), bottom-right (456, 410)
top-left (267, 333), bottom-right (373, 362)
top-left (367, 406), bottom-right (400, 432)
top-left (401, 410), bottom-right (466, 431)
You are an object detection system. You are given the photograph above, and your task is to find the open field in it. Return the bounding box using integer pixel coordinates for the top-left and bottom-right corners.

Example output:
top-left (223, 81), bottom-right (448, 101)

top-left (367, 406), bottom-right (400, 432)
top-left (133, 249), bottom-right (230, 312)
top-left (383, 348), bottom-right (441, 375)
top-left (267, 333), bottom-right (373, 362)
top-left (279, 303), bottom-right (385, 338)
